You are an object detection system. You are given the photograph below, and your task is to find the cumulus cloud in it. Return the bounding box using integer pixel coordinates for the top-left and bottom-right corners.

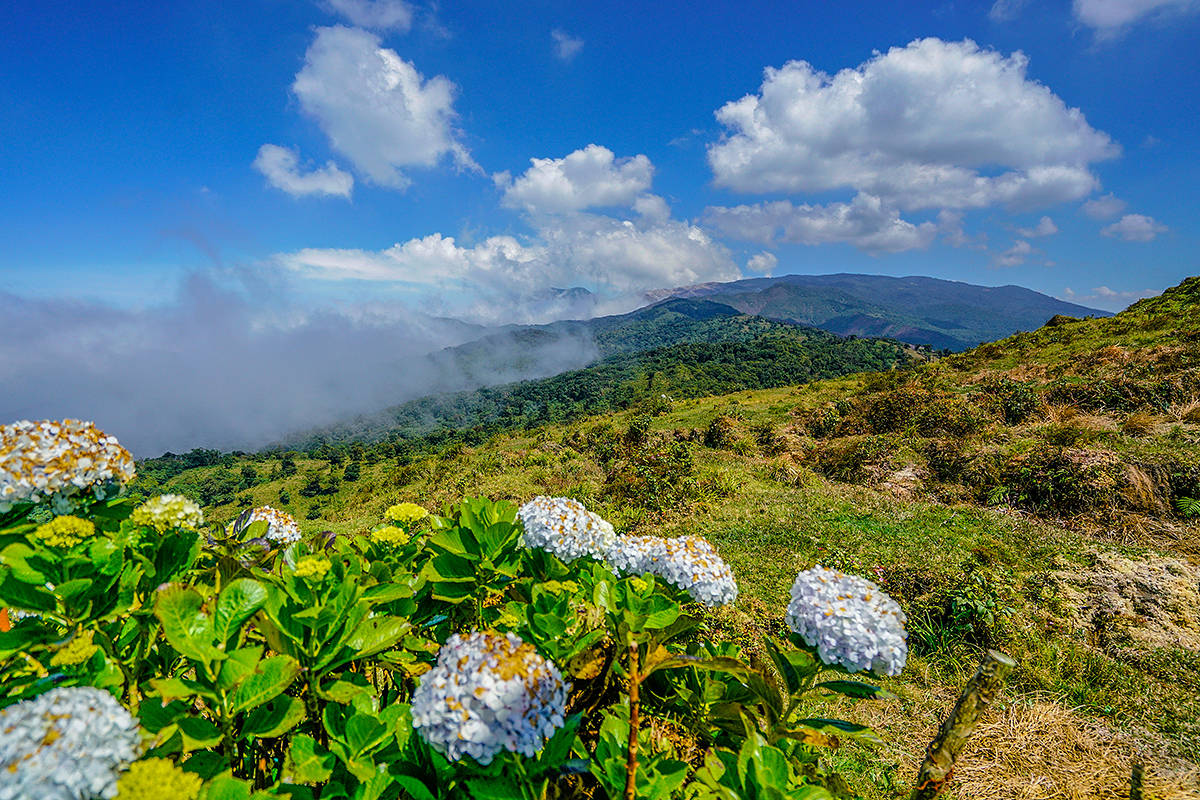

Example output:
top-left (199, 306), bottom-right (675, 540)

top-left (499, 145), bottom-right (654, 213)
top-left (1101, 213), bottom-right (1168, 241)
top-left (1073, 0), bottom-right (1197, 35)
top-left (993, 239), bottom-right (1034, 267)
top-left (323, 0), bottom-right (413, 31)
top-left (1016, 216), bottom-right (1059, 237)
top-left (703, 194), bottom-right (937, 254)
top-left (278, 213), bottom-right (738, 316)
top-left (293, 26), bottom-right (475, 189)
top-left (1062, 284), bottom-right (1160, 309)
top-left (1082, 193), bottom-right (1127, 219)
top-left (0, 275), bottom-right (610, 456)
top-left (252, 144), bottom-right (354, 199)
top-left (551, 29), bottom-right (584, 61)
top-left (746, 252), bottom-right (778, 276)
top-left (707, 38), bottom-right (1117, 211)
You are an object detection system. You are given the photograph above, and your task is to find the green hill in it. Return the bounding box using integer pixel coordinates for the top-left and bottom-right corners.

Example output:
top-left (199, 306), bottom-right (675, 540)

top-left (653, 273), bottom-right (1109, 350)
top-left (127, 278), bottom-right (1200, 796)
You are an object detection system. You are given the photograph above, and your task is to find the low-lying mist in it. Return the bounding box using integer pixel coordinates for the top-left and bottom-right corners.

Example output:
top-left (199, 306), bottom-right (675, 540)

top-left (0, 275), bottom-right (601, 457)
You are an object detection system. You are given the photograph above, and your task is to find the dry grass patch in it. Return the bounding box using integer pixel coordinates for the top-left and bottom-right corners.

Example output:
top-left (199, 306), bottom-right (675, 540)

top-left (954, 700), bottom-right (1200, 800)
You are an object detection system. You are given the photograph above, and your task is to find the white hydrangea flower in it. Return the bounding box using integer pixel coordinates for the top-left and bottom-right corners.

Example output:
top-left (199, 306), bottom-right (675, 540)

top-left (131, 494), bottom-right (204, 533)
top-left (517, 496), bottom-right (616, 564)
top-left (411, 631), bottom-right (569, 765)
top-left (607, 535), bottom-right (738, 608)
top-left (240, 506), bottom-right (301, 544)
top-left (0, 687), bottom-right (141, 800)
top-left (785, 566), bottom-right (908, 676)
top-left (0, 420), bottom-right (135, 513)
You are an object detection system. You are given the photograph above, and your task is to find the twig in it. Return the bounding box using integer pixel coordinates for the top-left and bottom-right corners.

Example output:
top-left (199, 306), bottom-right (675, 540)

top-left (909, 649), bottom-right (1016, 800)
top-left (1130, 762), bottom-right (1145, 800)
top-left (623, 642), bottom-right (640, 800)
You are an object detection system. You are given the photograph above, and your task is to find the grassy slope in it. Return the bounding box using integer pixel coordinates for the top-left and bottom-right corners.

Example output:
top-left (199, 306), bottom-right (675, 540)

top-left (139, 281), bottom-right (1200, 797)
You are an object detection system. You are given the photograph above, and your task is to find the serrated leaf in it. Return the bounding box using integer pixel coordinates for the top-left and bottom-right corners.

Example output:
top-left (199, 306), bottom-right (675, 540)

top-left (213, 579), bottom-right (268, 645)
top-left (154, 585), bottom-right (224, 665)
top-left (229, 655), bottom-right (300, 712)
top-left (178, 716), bottom-right (223, 749)
top-left (242, 695), bottom-right (305, 739)
top-left (216, 646), bottom-right (263, 691)
top-left (287, 734), bottom-right (335, 784)
top-left (815, 680), bottom-right (895, 700)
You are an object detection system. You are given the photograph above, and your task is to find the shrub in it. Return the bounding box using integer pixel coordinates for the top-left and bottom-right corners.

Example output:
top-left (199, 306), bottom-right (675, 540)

top-left (702, 415), bottom-right (740, 448)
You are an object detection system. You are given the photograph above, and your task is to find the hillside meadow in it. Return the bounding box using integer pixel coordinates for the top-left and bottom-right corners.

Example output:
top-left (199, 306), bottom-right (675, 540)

top-left (127, 280), bottom-right (1200, 797)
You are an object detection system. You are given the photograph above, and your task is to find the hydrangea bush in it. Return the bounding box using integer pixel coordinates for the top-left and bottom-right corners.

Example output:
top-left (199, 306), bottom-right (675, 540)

top-left (0, 423), bottom-right (909, 800)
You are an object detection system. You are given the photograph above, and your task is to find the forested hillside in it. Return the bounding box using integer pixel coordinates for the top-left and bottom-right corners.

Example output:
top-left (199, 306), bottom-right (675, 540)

top-left (652, 273), bottom-right (1107, 350)
top-left (119, 278), bottom-right (1200, 798)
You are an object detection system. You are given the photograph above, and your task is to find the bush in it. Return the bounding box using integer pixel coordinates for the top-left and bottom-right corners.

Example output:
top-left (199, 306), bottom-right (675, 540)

top-left (0, 484), bottom-right (907, 800)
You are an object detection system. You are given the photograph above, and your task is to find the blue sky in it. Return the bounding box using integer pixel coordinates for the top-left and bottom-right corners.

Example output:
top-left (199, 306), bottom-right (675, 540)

top-left (3, 0), bottom-right (1198, 316)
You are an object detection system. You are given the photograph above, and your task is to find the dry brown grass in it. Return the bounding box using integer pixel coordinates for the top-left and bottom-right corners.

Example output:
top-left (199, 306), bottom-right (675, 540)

top-left (1123, 410), bottom-right (1161, 437)
top-left (1167, 398), bottom-right (1200, 424)
top-left (954, 700), bottom-right (1200, 800)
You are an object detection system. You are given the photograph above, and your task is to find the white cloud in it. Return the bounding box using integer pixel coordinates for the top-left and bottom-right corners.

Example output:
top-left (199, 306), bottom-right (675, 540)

top-left (703, 193), bottom-right (937, 254)
top-left (1073, 0), bottom-right (1197, 34)
top-left (1101, 213), bottom-right (1168, 241)
top-left (1016, 216), bottom-right (1059, 237)
top-left (746, 252), bottom-right (778, 276)
top-left (500, 145), bottom-right (654, 213)
top-left (323, 0), bottom-right (413, 31)
top-left (252, 144), bottom-right (354, 199)
top-left (707, 38), bottom-right (1117, 212)
top-left (278, 213), bottom-right (739, 307)
top-left (551, 29), bottom-right (584, 61)
top-left (1062, 284), bottom-right (1159, 309)
top-left (989, 0), bottom-right (1027, 20)
top-left (993, 239), bottom-right (1034, 267)
top-left (1082, 193), bottom-right (1127, 219)
top-left (293, 26), bottom-right (474, 189)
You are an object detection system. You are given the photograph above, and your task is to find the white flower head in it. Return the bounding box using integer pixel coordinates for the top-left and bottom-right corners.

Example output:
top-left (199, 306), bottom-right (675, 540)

top-left (239, 506), bottom-right (302, 544)
top-left (785, 565), bottom-right (908, 676)
top-left (607, 535), bottom-right (738, 608)
top-left (0, 687), bottom-right (141, 800)
top-left (0, 420), bottom-right (135, 513)
top-left (131, 494), bottom-right (204, 533)
top-left (517, 496), bottom-right (616, 564)
top-left (411, 631), bottom-right (569, 765)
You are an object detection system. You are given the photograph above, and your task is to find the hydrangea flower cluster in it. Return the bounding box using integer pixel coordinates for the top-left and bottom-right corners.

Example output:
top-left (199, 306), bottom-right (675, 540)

top-left (0, 419), bottom-right (135, 513)
top-left (385, 502), bottom-right (429, 524)
top-left (113, 758), bottom-right (202, 800)
top-left (606, 535), bottom-right (738, 607)
top-left (293, 556), bottom-right (331, 580)
top-left (411, 631), bottom-right (569, 765)
top-left (130, 494), bottom-right (204, 533)
top-left (369, 525), bottom-right (409, 547)
top-left (242, 506), bottom-right (302, 545)
top-left (517, 496), bottom-right (617, 563)
top-left (0, 686), bottom-right (141, 800)
top-left (50, 632), bottom-right (99, 667)
top-left (33, 515), bottom-right (96, 548)
top-left (785, 566), bottom-right (908, 676)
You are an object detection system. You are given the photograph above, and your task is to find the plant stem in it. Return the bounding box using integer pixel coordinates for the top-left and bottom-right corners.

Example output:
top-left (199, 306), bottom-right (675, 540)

top-left (623, 641), bottom-right (640, 800)
top-left (910, 649), bottom-right (1015, 800)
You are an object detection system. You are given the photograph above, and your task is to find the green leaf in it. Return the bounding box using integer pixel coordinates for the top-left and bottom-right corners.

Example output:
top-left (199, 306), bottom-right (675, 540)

top-left (815, 680), bottom-right (895, 700)
top-left (287, 734), bottom-right (335, 784)
top-left (794, 718), bottom-right (883, 745)
top-left (154, 585), bottom-right (224, 665)
top-left (389, 776), bottom-right (436, 800)
top-left (0, 571), bottom-right (55, 612)
top-left (178, 716), bottom-right (223, 749)
top-left (342, 616), bottom-right (411, 662)
top-left (150, 676), bottom-right (214, 702)
top-left (201, 773), bottom-right (253, 800)
top-left (229, 655), bottom-right (301, 713)
top-left (465, 779), bottom-right (522, 800)
top-left (242, 695), bottom-right (305, 739)
top-left (345, 713), bottom-right (388, 755)
top-left (217, 646), bottom-right (263, 691)
top-left (213, 579), bottom-right (268, 645)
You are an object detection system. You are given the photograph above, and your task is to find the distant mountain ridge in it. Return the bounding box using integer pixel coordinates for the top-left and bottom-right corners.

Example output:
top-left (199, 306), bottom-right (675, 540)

top-left (643, 273), bottom-right (1108, 351)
